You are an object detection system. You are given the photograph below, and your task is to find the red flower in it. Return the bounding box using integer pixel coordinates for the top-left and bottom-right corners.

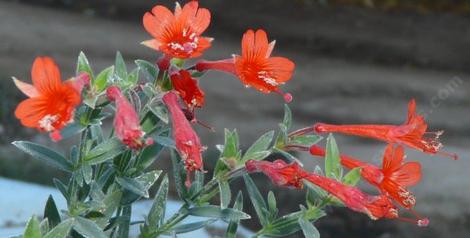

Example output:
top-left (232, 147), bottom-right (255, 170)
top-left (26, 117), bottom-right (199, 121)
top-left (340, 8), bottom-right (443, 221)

top-left (163, 91), bottom-right (204, 186)
top-left (310, 144), bottom-right (422, 210)
top-left (14, 57), bottom-right (88, 141)
top-left (142, 1), bottom-right (212, 59)
top-left (246, 159), bottom-right (399, 220)
top-left (107, 86), bottom-right (152, 150)
top-left (313, 99), bottom-right (458, 160)
top-left (195, 29), bottom-right (295, 101)
top-left (170, 69), bottom-right (205, 109)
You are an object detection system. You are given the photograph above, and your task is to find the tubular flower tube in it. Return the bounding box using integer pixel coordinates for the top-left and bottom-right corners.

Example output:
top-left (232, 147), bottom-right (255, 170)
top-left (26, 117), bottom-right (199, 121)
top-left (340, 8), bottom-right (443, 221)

top-left (14, 57), bottom-right (88, 141)
top-left (170, 69), bottom-right (205, 109)
top-left (245, 159), bottom-right (399, 220)
top-left (195, 29), bottom-right (295, 102)
top-left (313, 99), bottom-right (458, 160)
top-left (142, 1), bottom-right (212, 59)
top-left (163, 91), bottom-right (204, 187)
top-left (310, 144), bottom-right (422, 210)
top-left (107, 86), bottom-right (152, 150)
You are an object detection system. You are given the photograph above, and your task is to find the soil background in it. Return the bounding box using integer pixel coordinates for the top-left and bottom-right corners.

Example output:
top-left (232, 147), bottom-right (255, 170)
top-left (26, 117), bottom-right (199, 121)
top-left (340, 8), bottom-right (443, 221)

top-left (1, 0), bottom-right (470, 237)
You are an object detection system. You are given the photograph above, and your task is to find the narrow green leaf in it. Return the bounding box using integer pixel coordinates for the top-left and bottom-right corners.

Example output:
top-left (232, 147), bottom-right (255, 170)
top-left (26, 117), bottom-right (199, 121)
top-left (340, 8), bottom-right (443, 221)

top-left (114, 51), bottom-right (127, 81)
top-left (77, 51), bottom-right (94, 79)
top-left (58, 123), bottom-right (86, 140)
top-left (222, 129), bottom-right (240, 159)
top-left (149, 105), bottom-right (169, 124)
top-left (282, 104), bottom-right (292, 130)
top-left (73, 217), bottom-right (107, 238)
top-left (225, 191), bottom-right (243, 238)
top-left (84, 138), bottom-right (126, 165)
top-left (325, 134), bottom-right (342, 179)
top-left (243, 175), bottom-right (268, 226)
top-left (289, 135), bottom-right (322, 147)
top-left (242, 131), bottom-right (274, 162)
top-left (135, 59), bottom-right (158, 82)
top-left (168, 219), bottom-right (216, 235)
top-left (116, 177), bottom-right (149, 198)
top-left (23, 216), bottom-right (41, 238)
top-left (44, 219), bottom-right (74, 238)
top-left (298, 217), bottom-right (320, 238)
top-left (265, 208), bottom-right (325, 237)
top-left (127, 68), bottom-right (139, 86)
top-left (188, 205), bottom-right (251, 220)
top-left (94, 66), bottom-right (114, 92)
top-left (153, 135), bottom-right (176, 149)
top-left (170, 150), bottom-right (189, 201)
top-left (136, 170), bottom-right (162, 191)
top-left (53, 179), bottom-right (69, 200)
top-left (147, 175), bottom-right (169, 230)
top-left (219, 181), bottom-right (231, 209)
top-left (342, 167), bottom-right (362, 186)
top-left (82, 165), bottom-right (93, 184)
top-left (44, 195), bottom-right (61, 228)
top-left (40, 219), bottom-right (49, 236)
top-left (267, 191), bottom-right (277, 214)
top-left (12, 141), bottom-right (72, 172)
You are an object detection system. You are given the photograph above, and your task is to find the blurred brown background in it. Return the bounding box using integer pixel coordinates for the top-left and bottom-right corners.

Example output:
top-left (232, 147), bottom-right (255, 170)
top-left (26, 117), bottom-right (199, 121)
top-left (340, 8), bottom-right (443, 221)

top-left (1, 0), bottom-right (470, 237)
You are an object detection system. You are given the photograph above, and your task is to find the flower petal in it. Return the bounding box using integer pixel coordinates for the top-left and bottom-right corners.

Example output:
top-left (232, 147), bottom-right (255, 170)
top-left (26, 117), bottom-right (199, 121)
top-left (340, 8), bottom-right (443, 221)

top-left (15, 97), bottom-right (47, 128)
top-left (31, 57), bottom-right (62, 94)
top-left (392, 162), bottom-right (422, 186)
top-left (13, 77), bottom-right (39, 98)
top-left (265, 56), bottom-right (295, 84)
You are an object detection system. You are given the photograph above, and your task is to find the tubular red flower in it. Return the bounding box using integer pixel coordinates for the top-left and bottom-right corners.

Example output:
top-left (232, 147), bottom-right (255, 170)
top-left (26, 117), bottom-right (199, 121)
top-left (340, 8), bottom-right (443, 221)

top-left (310, 144), bottom-right (422, 210)
top-left (313, 99), bottom-right (458, 160)
top-left (14, 57), bottom-right (87, 141)
top-left (107, 86), bottom-right (151, 150)
top-left (170, 69), bottom-right (205, 109)
top-left (142, 1), bottom-right (212, 59)
top-left (246, 159), bottom-right (398, 220)
top-left (163, 91), bottom-right (204, 186)
top-left (195, 29), bottom-right (294, 101)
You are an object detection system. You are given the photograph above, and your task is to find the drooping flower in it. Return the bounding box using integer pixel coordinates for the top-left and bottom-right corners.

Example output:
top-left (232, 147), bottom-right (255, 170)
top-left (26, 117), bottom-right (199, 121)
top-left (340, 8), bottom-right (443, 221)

top-left (163, 91), bottom-right (204, 186)
top-left (107, 86), bottom-right (152, 150)
top-left (14, 57), bottom-right (88, 141)
top-left (142, 1), bottom-right (212, 59)
top-left (309, 144), bottom-right (422, 210)
top-left (313, 99), bottom-right (458, 160)
top-left (170, 69), bottom-right (205, 109)
top-left (195, 29), bottom-right (295, 101)
top-left (246, 159), bottom-right (399, 220)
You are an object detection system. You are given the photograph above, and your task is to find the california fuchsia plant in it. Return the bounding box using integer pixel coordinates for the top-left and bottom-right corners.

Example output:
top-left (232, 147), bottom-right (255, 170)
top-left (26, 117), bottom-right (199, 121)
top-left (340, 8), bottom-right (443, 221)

top-left (11, 1), bottom-right (457, 237)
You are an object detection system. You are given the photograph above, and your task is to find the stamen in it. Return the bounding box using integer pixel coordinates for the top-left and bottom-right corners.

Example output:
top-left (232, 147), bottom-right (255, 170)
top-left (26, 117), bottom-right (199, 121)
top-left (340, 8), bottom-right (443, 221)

top-left (38, 114), bottom-right (59, 132)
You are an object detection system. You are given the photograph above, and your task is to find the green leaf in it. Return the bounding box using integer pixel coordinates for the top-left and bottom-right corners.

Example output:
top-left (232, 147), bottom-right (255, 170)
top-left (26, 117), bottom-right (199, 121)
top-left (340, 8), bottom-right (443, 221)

top-left (82, 165), bottom-right (93, 184)
top-left (77, 52), bottom-right (94, 79)
top-left (324, 134), bottom-right (342, 179)
top-left (23, 216), bottom-right (41, 238)
top-left (44, 219), bottom-right (74, 238)
top-left (58, 123), bottom-right (86, 141)
top-left (136, 170), bottom-right (162, 191)
top-left (146, 175), bottom-right (169, 230)
top-left (73, 216), bottom-right (107, 238)
top-left (267, 191), bottom-right (278, 217)
top-left (342, 167), bottom-right (362, 186)
top-left (84, 138), bottom-right (126, 165)
top-left (136, 139), bottom-right (166, 171)
top-left (168, 219), bottom-right (216, 235)
top-left (222, 129), bottom-right (240, 159)
top-left (242, 131), bottom-right (274, 162)
top-left (243, 175), bottom-right (269, 226)
top-left (53, 179), bottom-right (69, 200)
top-left (128, 68), bottom-right (140, 86)
top-left (12, 141), bottom-right (72, 172)
top-left (116, 177), bottom-right (149, 198)
top-left (264, 208), bottom-right (325, 237)
top-left (282, 104), bottom-right (292, 130)
top-left (298, 217), bottom-right (320, 238)
top-left (153, 135), bottom-right (176, 149)
top-left (40, 219), bottom-right (49, 236)
top-left (170, 150), bottom-right (189, 201)
top-left (114, 51), bottom-right (127, 81)
top-left (219, 181), bottom-right (231, 209)
top-left (94, 66), bottom-right (114, 92)
top-left (188, 205), bottom-right (251, 220)
top-left (44, 195), bottom-right (61, 228)
top-left (149, 104), bottom-right (169, 124)
top-left (289, 135), bottom-right (322, 147)
top-left (225, 191), bottom-right (243, 238)
top-left (135, 59), bottom-right (158, 82)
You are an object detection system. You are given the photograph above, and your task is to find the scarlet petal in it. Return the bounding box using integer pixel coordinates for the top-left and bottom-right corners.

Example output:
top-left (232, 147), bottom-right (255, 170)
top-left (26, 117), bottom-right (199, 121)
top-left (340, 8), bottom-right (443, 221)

top-left (15, 97), bottom-right (46, 128)
top-left (13, 78), bottom-right (39, 98)
top-left (392, 162), bottom-right (422, 186)
top-left (31, 57), bottom-right (61, 94)
top-left (382, 144), bottom-right (404, 173)
top-left (143, 7), bottom-right (174, 40)
top-left (266, 57), bottom-right (295, 83)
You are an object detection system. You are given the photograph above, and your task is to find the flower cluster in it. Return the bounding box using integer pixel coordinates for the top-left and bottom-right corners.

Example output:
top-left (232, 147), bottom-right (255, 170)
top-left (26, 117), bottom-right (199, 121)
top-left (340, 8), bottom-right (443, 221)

top-left (11, 1), bottom-right (456, 237)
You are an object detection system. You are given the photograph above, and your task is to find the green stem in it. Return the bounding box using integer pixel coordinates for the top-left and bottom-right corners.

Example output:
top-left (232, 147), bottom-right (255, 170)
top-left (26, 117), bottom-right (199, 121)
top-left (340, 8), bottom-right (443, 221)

top-left (117, 205), bottom-right (132, 238)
